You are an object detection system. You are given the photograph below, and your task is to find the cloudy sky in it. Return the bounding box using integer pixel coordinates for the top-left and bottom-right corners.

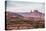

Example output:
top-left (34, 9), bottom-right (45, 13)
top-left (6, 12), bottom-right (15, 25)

top-left (6, 1), bottom-right (45, 13)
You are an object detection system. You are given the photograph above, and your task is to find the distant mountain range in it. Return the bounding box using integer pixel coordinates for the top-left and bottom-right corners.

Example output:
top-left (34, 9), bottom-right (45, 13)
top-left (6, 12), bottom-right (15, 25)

top-left (17, 10), bottom-right (44, 19)
top-left (6, 10), bottom-right (45, 21)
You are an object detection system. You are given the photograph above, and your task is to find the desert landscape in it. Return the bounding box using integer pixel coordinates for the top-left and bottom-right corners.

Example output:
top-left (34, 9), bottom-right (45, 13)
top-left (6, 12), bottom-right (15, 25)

top-left (5, 10), bottom-right (45, 30)
top-left (5, 1), bottom-right (45, 30)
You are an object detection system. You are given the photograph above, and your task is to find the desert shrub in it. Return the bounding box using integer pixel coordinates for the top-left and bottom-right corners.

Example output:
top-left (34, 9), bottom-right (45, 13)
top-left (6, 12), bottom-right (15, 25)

top-left (33, 21), bottom-right (40, 28)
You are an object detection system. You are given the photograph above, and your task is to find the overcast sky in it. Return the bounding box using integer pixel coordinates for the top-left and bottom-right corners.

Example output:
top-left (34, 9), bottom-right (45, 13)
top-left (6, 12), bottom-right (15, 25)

top-left (6, 1), bottom-right (45, 13)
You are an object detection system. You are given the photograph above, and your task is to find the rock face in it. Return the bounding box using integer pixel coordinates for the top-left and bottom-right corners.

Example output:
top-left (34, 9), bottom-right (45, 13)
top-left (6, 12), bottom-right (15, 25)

top-left (5, 10), bottom-right (45, 30)
top-left (20, 10), bottom-right (44, 17)
top-left (18, 10), bottom-right (44, 20)
top-left (24, 10), bottom-right (44, 18)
